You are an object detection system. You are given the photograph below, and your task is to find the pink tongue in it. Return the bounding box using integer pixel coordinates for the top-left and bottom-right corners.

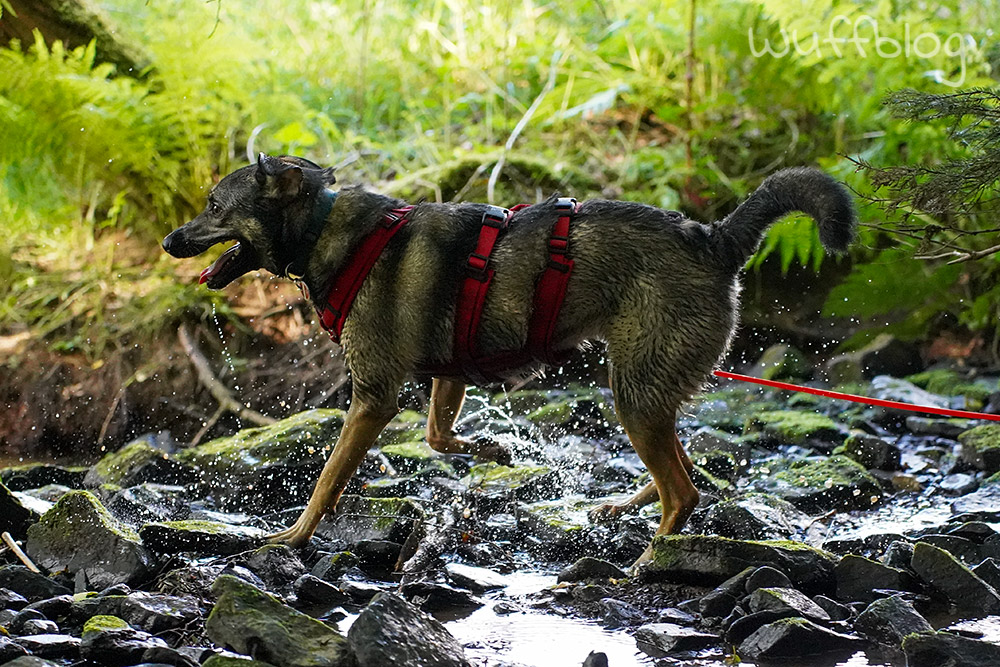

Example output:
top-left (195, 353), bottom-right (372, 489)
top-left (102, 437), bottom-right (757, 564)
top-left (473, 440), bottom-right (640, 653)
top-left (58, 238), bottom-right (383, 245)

top-left (199, 243), bottom-right (239, 284)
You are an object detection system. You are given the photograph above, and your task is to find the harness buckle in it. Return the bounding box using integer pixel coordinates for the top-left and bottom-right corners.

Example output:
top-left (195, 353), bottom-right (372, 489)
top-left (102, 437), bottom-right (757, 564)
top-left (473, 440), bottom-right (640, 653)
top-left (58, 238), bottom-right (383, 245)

top-left (482, 206), bottom-right (509, 228)
top-left (548, 235), bottom-right (569, 254)
top-left (466, 252), bottom-right (490, 281)
top-left (555, 197), bottom-right (578, 212)
top-left (547, 258), bottom-right (571, 273)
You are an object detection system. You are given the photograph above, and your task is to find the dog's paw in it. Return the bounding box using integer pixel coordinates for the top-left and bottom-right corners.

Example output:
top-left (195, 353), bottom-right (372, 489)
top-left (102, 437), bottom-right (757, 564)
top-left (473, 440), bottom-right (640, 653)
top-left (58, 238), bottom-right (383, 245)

top-left (468, 436), bottom-right (512, 466)
top-left (587, 501), bottom-right (635, 524)
top-left (266, 524), bottom-right (314, 549)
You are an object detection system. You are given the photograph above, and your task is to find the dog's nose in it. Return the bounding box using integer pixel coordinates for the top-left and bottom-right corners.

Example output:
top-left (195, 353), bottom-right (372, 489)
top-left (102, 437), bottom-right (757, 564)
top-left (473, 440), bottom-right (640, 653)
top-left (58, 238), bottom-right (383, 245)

top-left (162, 231), bottom-right (177, 254)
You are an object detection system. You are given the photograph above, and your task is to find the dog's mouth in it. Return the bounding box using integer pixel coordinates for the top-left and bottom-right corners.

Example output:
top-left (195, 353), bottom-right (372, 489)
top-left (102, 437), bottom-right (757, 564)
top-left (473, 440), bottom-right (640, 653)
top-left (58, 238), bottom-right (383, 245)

top-left (199, 241), bottom-right (260, 290)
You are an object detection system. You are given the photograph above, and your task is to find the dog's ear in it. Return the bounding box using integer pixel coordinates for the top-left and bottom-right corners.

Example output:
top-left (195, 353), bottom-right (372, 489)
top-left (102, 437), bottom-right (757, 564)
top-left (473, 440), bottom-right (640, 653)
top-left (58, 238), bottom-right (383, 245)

top-left (319, 167), bottom-right (336, 186)
top-left (256, 152), bottom-right (303, 197)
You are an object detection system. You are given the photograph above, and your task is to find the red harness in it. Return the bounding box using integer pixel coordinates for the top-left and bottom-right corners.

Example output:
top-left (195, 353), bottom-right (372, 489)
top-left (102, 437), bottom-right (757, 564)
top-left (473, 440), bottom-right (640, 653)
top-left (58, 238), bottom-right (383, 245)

top-left (313, 199), bottom-right (579, 383)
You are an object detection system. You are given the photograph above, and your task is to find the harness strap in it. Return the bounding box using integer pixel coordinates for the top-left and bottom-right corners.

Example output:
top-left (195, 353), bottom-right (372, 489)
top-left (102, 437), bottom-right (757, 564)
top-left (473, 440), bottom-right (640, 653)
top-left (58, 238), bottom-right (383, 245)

top-left (317, 206), bottom-right (413, 342)
top-left (527, 197), bottom-right (578, 364)
top-left (454, 205), bottom-right (512, 384)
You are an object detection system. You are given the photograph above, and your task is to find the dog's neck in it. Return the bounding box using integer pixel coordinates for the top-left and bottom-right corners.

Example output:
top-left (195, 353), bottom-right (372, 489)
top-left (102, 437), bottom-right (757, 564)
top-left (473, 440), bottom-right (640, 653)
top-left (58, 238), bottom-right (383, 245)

top-left (283, 189), bottom-right (338, 280)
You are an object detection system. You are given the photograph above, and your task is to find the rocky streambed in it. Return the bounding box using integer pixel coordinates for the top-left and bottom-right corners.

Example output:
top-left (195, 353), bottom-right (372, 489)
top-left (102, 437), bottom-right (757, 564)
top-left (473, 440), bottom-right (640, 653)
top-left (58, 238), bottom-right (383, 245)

top-left (1, 356), bottom-right (1000, 666)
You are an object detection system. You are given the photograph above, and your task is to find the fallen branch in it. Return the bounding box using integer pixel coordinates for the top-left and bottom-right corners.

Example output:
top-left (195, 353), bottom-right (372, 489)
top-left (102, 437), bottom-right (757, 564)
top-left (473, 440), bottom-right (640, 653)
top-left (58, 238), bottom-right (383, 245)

top-left (2, 532), bottom-right (40, 573)
top-left (397, 505), bottom-right (462, 578)
top-left (177, 325), bottom-right (275, 432)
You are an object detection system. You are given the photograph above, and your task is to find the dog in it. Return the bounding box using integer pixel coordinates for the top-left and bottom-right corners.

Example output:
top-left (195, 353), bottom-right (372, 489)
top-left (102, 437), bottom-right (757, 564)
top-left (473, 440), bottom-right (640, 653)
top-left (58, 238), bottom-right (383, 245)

top-left (163, 154), bottom-right (856, 565)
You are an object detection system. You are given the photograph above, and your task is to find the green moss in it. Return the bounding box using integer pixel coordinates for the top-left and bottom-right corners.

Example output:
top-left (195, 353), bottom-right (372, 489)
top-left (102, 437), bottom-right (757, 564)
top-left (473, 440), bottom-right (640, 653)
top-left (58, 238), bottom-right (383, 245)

top-left (154, 520), bottom-right (241, 534)
top-left (82, 615), bottom-right (129, 637)
top-left (32, 490), bottom-right (139, 542)
top-left (91, 440), bottom-right (164, 485)
top-left (526, 401), bottom-right (573, 425)
top-left (958, 424), bottom-right (1000, 453)
top-left (177, 409), bottom-right (344, 469)
top-left (907, 369), bottom-right (993, 403)
top-left (744, 410), bottom-right (841, 444)
top-left (380, 441), bottom-right (436, 460)
top-left (463, 462), bottom-right (552, 488)
top-left (774, 455), bottom-right (871, 488)
top-left (376, 411), bottom-right (427, 446)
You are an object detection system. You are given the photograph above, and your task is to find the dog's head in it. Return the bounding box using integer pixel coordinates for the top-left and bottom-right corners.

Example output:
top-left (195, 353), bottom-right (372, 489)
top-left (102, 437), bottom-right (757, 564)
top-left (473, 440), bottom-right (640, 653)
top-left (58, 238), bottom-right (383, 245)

top-left (162, 154), bottom-right (336, 289)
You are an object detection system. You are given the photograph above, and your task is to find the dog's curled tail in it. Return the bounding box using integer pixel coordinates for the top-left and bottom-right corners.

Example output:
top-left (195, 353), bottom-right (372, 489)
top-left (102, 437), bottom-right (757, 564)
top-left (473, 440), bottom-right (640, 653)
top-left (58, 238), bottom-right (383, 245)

top-left (711, 167), bottom-right (857, 270)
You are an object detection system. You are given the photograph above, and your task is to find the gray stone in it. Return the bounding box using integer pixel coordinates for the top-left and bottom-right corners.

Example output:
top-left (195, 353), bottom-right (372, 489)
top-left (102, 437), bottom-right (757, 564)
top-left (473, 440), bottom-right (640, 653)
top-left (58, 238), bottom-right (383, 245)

top-left (18, 619), bottom-right (58, 635)
top-left (84, 440), bottom-right (195, 488)
top-left (738, 617), bottom-right (861, 660)
top-left (854, 596), bottom-right (932, 646)
top-left (940, 473), bottom-right (979, 495)
top-left (835, 555), bottom-right (917, 603)
top-left (445, 563), bottom-right (507, 592)
top-left (107, 484), bottom-right (189, 526)
top-left (750, 344), bottom-right (813, 381)
top-left (724, 610), bottom-right (792, 645)
top-left (958, 424), bottom-right (1000, 473)
top-left (702, 494), bottom-right (809, 540)
top-left (600, 597), bottom-right (644, 628)
top-left (920, 533), bottom-right (1000, 566)
top-left (25, 491), bottom-right (153, 590)
top-left (750, 455), bottom-right (883, 513)
top-left (744, 566), bottom-right (792, 593)
top-left (311, 552), bottom-right (359, 583)
top-left (462, 462), bottom-right (562, 502)
top-left (843, 432), bottom-right (901, 470)
top-left (813, 595), bottom-right (853, 621)
top-left (972, 557), bottom-right (1000, 591)
top-left (870, 376), bottom-right (949, 408)
top-left (906, 417), bottom-right (971, 438)
top-left (400, 580), bottom-right (481, 611)
top-left (0, 587), bottom-right (28, 611)
top-left (557, 557), bottom-right (627, 583)
top-left (12, 634), bottom-right (81, 660)
top-left (245, 544), bottom-right (306, 591)
top-left (859, 337), bottom-right (923, 378)
top-left (292, 574), bottom-right (349, 606)
top-left (117, 592), bottom-right (202, 634)
top-left (747, 587), bottom-right (830, 621)
top-left (0, 636), bottom-right (29, 662)
top-left (910, 541), bottom-right (1000, 615)
top-left (0, 566), bottom-right (72, 602)
top-left (882, 540), bottom-right (915, 569)
top-left (79, 615), bottom-right (168, 667)
top-left (138, 520), bottom-right (266, 555)
top-left (952, 482), bottom-right (1000, 520)
top-left (634, 623), bottom-right (718, 656)
top-left (205, 575), bottom-right (352, 667)
top-left (1, 465), bottom-right (86, 492)
top-left (347, 592), bottom-right (470, 667)
top-left (903, 631), bottom-right (1000, 667)
top-left (644, 535), bottom-right (837, 591)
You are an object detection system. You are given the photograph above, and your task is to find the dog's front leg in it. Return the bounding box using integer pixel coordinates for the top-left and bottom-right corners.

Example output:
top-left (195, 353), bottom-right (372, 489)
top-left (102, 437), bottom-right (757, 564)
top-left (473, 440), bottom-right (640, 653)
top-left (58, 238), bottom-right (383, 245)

top-left (268, 399), bottom-right (397, 548)
top-left (426, 377), bottom-right (511, 464)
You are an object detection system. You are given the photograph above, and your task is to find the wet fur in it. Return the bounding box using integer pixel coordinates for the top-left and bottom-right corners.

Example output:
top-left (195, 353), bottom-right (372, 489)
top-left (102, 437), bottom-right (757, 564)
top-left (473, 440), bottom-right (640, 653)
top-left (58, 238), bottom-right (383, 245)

top-left (163, 157), bottom-right (857, 561)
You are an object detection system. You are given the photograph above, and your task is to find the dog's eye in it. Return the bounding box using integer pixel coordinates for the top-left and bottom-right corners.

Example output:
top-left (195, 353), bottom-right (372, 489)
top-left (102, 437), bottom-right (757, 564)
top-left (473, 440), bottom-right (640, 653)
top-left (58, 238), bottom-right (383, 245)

top-left (210, 202), bottom-right (222, 216)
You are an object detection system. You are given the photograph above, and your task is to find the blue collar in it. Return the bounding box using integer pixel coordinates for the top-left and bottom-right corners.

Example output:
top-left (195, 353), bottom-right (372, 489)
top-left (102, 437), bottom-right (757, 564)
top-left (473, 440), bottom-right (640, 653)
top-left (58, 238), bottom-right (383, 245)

top-left (285, 189), bottom-right (337, 279)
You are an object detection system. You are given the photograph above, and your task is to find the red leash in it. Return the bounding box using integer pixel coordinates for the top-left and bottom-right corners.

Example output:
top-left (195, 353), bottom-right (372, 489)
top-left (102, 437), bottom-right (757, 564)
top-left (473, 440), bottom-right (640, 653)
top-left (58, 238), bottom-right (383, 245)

top-left (713, 370), bottom-right (1000, 422)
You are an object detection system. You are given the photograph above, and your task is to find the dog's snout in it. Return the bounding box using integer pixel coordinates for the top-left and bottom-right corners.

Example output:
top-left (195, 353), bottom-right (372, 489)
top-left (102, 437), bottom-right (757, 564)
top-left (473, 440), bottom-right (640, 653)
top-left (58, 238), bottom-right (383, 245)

top-left (162, 230), bottom-right (179, 254)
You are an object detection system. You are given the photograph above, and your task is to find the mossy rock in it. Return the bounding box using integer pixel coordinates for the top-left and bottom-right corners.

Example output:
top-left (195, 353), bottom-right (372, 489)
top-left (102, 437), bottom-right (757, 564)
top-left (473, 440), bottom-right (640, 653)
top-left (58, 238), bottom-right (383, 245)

top-left (380, 440), bottom-right (438, 474)
top-left (26, 490), bottom-right (153, 589)
top-left (203, 657), bottom-right (278, 667)
top-left (84, 440), bottom-right (193, 488)
top-left (82, 614), bottom-right (129, 638)
top-left (752, 344), bottom-right (813, 381)
top-left (175, 409), bottom-right (345, 511)
top-left (702, 493), bottom-right (810, 541)
top-left (462, 462), bottom-right (560, 501)
top-left (755, 455), bottom-right (883, 513)
top-left (907, 369), bottom-right (993, 405)
top-left (744, 410), bottom-right (843, 448)
top-left (1, 479), bottom-right (39, 539)
top-left (205, 575), bottom-right (351, 667)
top-left (646, 534), bottom-right (837, 592)
top-left (515, 496), bottom-right (595, 559)
top-left (958, 424), bottom-right (1000, 473)
top-left (1, 464), bottom-right (87, 491)
top-left (314, 495), bottom-right (423, 546)
top-left (376, 410), bottom-right (427, 447)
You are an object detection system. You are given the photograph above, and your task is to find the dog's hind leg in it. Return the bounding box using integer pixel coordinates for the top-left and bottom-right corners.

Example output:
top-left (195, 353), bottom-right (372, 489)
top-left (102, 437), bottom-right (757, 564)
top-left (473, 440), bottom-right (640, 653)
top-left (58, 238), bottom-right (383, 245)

top-left (268, 399), bottom-right (397, 548)
top-left (425, 377), bottom-right (511, 464)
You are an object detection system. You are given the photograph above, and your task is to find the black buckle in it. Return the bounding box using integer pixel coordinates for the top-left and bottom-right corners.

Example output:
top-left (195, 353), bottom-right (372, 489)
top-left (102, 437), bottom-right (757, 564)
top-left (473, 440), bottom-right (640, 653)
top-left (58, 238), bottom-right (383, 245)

top-left (482, 206), bottom-right (508, 228)
top-left (548, 235), bottom-right (569, 254)
top-left (555, 197), bottom-right (577, 212)
top-left (547, 258), bottom-right (571, 273)
top-left (467, 252), bottom-right (490, 281)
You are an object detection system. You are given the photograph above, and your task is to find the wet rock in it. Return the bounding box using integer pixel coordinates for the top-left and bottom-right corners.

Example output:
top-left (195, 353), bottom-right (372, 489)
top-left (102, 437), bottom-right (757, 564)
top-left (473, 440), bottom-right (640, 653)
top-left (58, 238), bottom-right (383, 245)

top-left (835, 555), bottom-right (917, 603)
top-left (701, 493), bottom-right (809, 540)
top-left (176, 409), bottom-right (346, 511)
top-left (0, 566), bottom-right (66, 605)
top-left (202, 656), bottom-right (278, 667)
top-left (952, 480), bottom-right (1000, 520)
top-left (354, 539), bottom-right (403, 571)
top-left (724, 609), bottom-right (791, 645)
top-left (18, 618), bottom-right (59, 635)
top-left (558, 557), bottom-right (627, 583)
top-left (600, 597), bottom-right (644, 628)
top-left (919, 533), bottom-right (1000, 566)
top-left (910, 541), bottom-right (1000, 615)
top-left (245, 544), bottom-right (306, 591)
top-left (0, 587), bottom-right (28, 610)
top-left (959, 424), bottom-right (1000, 473)
top-left (84, 439), bottom-right (195, 488)
top-left (748, 587), bottom-right (830, 621)
top-left (870, 376), bottom-right (949, 408)
top-left (0, 637), bottom-right (29, 662)
top-left (516, 497), bottom-right (592, 558)
top-left (292, 574), bottom-right (349, 606)
top-left (972, 558), bottom-right (1000, 591)
top-left (1, 480), bottom-right (40, 539)
top-left (340, 579), bottom-right (386, 602)
top-left (573, 584), bottom-right (609, 602)
top-left (744, 566), bottom-right (792, 593)
top-left (842, 432), bottom-right (901, 470)
top-left (139, 520), bottom-right (265, 555)
top-left (445, 563), bottom-right (507, 592)
top-left (205, 575), bottom-right (352, 667)
top-left (744, 410), bottom-right (843, 449)
top-left (644, 535), bottom-right (837, 591)
top-left (107, 484), bottom-right (190, 526)
top-left (751, 344), bottom-right (813, 381)
top-left (902, 630), bottom-right (1000, 667)
top-left (12, 634), bottom-right (81, 660)
top-left (463, 462), bottom-right (561, 502)
top-left (752, 455), bottom-right (883, 512)
top-left (9, 607), bottom-right (47, 634)
top-left (314, 495), bottom-right (422, 546)
top-left (117, 591), bottom-right (202, 634)
top-left (379, 441), bottom-right (442, 475)
top-left (582, 651), bottom-right (609, 667)
top-left (687, 426), bottom-right (752, 463)
top-left (79, 614), bottom-right (168, 666)
top-left (813, 595), bottom-right (853, 621)
top-left (633, 622), bottom-right (718, 656)
top-left (738, 617), bottom-right (861, 660)
top-left (26, 491), bottom-right (153, 590)
top-left (311, 551), bottom-right (359, 583)
top-left (905, 417), bottom-right (972, 439)
top-left (882, 540), bottom-right (915, 569)
top-left (824, 353), bottom-right (865, 384)
top-left (141, 645), bottom-right (202, 667)
top-left (699, 566), bottom-right (754, 618)
top-left (940, 473), bottom-right (979, 495)
top-left (401, 579), bottom-right (481, 610)
top-left (854, 596), bottom-right (932, 645)
top-left (347, 591), bottom-right (471, 667)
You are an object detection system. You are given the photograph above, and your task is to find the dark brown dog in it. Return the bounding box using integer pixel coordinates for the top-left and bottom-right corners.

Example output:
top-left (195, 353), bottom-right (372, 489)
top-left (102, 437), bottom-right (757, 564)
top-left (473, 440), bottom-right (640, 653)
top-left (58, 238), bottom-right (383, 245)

top-left (163, 154), bottom-right (856, 565)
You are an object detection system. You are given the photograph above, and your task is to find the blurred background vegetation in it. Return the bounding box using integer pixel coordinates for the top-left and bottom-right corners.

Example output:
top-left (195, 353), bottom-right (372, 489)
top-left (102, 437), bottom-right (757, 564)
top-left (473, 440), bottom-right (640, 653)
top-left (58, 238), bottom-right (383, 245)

top-left (0, 0), bottom-right (998, 453)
